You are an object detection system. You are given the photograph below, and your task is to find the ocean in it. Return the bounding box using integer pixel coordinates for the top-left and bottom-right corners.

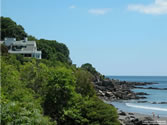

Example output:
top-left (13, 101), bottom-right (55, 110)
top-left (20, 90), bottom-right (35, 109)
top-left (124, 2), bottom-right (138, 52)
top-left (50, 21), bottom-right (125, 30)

top-left (107, 76), bottom-right (167, 117)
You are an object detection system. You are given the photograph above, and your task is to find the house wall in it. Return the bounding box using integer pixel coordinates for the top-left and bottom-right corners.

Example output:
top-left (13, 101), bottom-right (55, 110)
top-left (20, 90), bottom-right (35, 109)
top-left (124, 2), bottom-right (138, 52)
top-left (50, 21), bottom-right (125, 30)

top-left (5, 37), bottom-right (42, 59)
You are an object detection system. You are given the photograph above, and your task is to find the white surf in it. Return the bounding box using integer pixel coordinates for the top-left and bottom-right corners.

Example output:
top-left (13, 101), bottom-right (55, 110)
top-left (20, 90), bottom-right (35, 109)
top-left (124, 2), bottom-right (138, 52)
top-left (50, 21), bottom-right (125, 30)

top-left (126, 103), bottom-right (167, 112)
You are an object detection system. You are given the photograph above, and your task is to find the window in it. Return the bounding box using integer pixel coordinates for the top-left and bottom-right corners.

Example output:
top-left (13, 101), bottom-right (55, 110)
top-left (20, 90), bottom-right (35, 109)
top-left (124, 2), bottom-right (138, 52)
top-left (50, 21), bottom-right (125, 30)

top-left (24, 54), bottom-right (32, 57)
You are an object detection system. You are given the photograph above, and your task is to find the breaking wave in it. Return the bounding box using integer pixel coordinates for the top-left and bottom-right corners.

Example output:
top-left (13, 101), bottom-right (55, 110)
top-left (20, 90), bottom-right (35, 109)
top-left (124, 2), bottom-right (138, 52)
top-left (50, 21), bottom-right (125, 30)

top-left (126, 103), bottom-right (167, 112)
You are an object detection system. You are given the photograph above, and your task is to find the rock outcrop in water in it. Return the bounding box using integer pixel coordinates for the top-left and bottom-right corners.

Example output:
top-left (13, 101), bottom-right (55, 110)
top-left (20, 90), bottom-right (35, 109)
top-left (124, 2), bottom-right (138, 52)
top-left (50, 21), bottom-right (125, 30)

top-left (134, 86), bottom-right (167, 90)
top-left (94, 78), bottom-right (157, 101)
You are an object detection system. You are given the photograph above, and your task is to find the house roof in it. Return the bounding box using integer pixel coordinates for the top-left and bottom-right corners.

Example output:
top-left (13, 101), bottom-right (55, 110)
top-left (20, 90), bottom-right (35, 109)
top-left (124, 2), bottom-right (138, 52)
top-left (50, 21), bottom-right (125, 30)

top-left (9, 40), bottom-right (40, 54)
top-left (12, 41), bottom-right (36, 46)
top-left (23, 46), bottom-right (36, 51)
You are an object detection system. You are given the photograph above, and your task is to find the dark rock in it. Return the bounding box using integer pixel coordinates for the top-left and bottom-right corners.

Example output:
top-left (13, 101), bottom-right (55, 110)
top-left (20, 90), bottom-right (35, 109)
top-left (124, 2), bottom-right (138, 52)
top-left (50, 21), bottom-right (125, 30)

top-left (134, 86), bottom-right (167, 90)
top-left (147, 87), bottom-right (167, 90)
top-left (130, 116), bottom-right (135, 119)
top-left (128, 113), bottom-right (134, 115)
top-left (159, 102), bottom-right (167, 104)
top-left (98, 90), bottom-right (105, 96)
top-left (105, 91), bottom-right (113, 97)
top-left (143, 117), bottom-right (154, 121)
top-left (119, 111), bottom-right (127, 116)
top-left (138, 96), bottom-right (147, 99)
top-left (94, 78), bottom-right (157, 101)
top-left (137, 101), bottom-right (148, 103)
top-left (135, 92), bottom-right (149, 95)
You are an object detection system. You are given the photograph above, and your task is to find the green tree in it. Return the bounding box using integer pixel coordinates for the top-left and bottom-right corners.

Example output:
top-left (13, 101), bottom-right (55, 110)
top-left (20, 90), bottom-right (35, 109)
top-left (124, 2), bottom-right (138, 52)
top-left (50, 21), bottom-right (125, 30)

top-left (1, 44), bottom-right (8, 55)
top-left (1, 58), bottom-right (54, 125)
top-left (61, 97), bottom-right (120, 125)
top-left (81, 63), bottom-right (105, 81)
top-left (37, 39), bottom-right (70, 63)
top-left (1, 92), bottom-right (53, 125)
top-left (1, 17), bottom-right (27, 40)
top-left (28, 35), bottom-right (38, 41)
top-left (75, 69), bottom-right (95, 97)
top-left (43, 67), bottom-right (77, 122)
top-left (20, 60), bottom-right (50, 98)
top-left (81, 63), bottom-right (98, 76)
top-left (1, 60), bottom-right (21, 95)
top-left (81, 97), bottom-right (120, 125)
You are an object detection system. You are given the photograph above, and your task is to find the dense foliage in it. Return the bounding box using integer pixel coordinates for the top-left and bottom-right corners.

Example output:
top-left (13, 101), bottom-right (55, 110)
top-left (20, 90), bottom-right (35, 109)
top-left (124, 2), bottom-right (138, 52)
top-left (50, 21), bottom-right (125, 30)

top-left (0, 17), bottom-right (27, 40)
top-left (81, 63), bottom-right (98, 75)
top-left (36, 39), bottom-right (71, 63)
top-left (81, 63), bottom-right (105, 82)
top-left (1, 56), bottom-right (53, 125)
top-left (1, 17), bottom-right (120, 125)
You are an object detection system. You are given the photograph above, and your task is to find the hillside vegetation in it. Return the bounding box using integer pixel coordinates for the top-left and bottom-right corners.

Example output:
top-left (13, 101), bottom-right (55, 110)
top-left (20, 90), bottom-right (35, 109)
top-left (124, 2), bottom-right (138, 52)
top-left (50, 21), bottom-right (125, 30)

top-left (1, 17), bottom-right (120, 125)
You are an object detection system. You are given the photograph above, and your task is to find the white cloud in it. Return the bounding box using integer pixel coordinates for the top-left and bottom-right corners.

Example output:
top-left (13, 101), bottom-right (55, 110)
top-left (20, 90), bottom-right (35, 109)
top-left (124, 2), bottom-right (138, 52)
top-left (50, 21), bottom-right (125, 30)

top-left (128, 0), bottom-right (167, 15)
top-left (88, 8), bottom-right (111, 15)
top-left (69, 5), bottom-right (76, 9)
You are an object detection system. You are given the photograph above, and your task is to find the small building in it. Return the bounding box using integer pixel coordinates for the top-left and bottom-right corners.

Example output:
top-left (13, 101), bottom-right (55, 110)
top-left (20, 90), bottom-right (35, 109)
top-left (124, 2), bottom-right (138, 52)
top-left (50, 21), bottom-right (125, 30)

top-left (4, 37), bottom-right (42, 59)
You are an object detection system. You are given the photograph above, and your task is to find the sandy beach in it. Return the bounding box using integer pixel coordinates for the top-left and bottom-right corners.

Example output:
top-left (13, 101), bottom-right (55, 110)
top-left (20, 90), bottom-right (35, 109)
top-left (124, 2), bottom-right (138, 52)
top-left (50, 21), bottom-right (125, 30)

top-left (118, 110), bottom-right (167, 125)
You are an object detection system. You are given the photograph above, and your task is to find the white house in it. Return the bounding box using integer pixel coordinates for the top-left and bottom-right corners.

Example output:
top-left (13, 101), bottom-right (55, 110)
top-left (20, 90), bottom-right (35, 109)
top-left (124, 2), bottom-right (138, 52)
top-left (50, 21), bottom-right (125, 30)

top-left (4, 37), bottom-right (42, 59)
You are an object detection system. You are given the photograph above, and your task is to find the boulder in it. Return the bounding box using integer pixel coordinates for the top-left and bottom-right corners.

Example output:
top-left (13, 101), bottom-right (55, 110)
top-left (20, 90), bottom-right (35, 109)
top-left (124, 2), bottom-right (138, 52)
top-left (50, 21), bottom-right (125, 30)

top-left (98, 90), bottom-right (105, 96)
top-left (119, 111), bottom-right (127, 116)
top-left (159, 102), bottom-right (167, 104)
top-left (135, 92), bottom-right (149, 95)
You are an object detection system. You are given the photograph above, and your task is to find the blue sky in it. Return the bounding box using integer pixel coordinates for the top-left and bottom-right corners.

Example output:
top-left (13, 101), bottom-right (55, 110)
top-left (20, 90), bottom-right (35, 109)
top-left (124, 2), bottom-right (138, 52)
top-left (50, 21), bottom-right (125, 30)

top-left (2, 0), bottom-right (167, 76)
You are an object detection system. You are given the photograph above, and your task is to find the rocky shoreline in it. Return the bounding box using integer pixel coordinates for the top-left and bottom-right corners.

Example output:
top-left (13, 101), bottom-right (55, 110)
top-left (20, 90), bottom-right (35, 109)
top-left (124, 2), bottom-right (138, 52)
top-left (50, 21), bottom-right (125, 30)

top-left (93, 78), bottom-right (167, 125)
top-left (94, 78), bottom-right (157, 101)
